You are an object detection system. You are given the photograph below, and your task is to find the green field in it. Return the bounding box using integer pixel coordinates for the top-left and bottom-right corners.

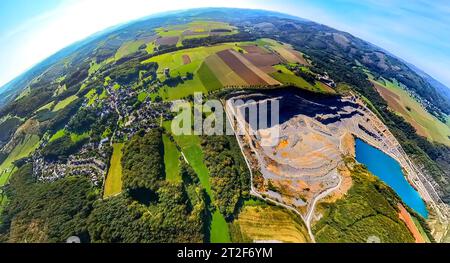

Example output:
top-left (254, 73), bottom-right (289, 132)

top-left (35, 101), bottom-right (55, 112)
top-left (144, 38), bottom-right (311, 100)
top-left (85, 89), bottom-right (98, 106)
top-left (137, 91), bottom-right (148, 102)
top-left (85, 87), bottom-right (109, 106)
top-left (271, 65), bottom-right (334, 93)
top-left (198, 62), bottom-right (223, 91)
top-left (154, 21), bottom-right (238, 48)
top-left (162, 134), bottom-right (181, 182)
top-left (170, 133), bottom-right (231, 243)
top-left (89, 58), bottom-right (114, 76)
top-left (70, 132), bottom-right (90, 142)
top-left (113, 83), bottom-right (121, 91)
top-left (210, 210), bottom-right (231, 243)
top-left (230, 203), bottom-right (310, 243)
top-left (103, 143), bottom-right (124, 198)
top-left (53, 84), bottom-right (67, 97)
top-left (146, 41), bottom-right (156, 54)
top-left (371, 76), bottom-right (450, 146)
top-left (412, 217), bottom-right (431, 243)
top-left (48, 129), bottom-right (89, 143)
top-left (171, 133), bottom-right (211, 194)
top-left (143, 43), bottom-right (243, 100)
top-left (143, 43), bottom-right (240, 76)
top-left (255, 38), bottom-right (309, 64)
top-left (163, 121), bottom-right (230, 243)
top-left (53, 95), bottom-right (78, 112)
top-left (0, 134), bottom-right (40, 186)
top-left (98, 89), bottom-right (108, 100)
top-left (115, 40), bottom-right (146, 60)
top-left (49, 129), bottom-right (66, 142)
top-left (204, 54), bottom-right (247, 87)
top-left (157, 76), bottom-right (207, 101)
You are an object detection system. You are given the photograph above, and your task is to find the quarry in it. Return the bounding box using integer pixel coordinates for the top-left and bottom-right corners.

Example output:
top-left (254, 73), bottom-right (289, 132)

top-left (225, 88), bottom-right (449, 241)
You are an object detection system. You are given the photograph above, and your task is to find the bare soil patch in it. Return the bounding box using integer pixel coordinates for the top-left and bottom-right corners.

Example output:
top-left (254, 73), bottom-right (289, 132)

top-left (182, 54), bottom-right (191, 65)
top-left (243, 45), bottom-right (268, 54)
top-left (398, 204), bottom-right (425, 243)
top-left (243, 53), bottom-right (281, 69)
top-left (156, 36), bottom-right (179, 47)
top-left (217, 49), bottom-right (268, 85)
top-left (373, 81), bottom-right (428, 137)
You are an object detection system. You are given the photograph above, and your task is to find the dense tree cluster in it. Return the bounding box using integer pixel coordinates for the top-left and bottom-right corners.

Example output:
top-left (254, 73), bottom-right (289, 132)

top-left (278, 22), bottom-right (449, 118)
top-left (1, 128), bottom-right (209, 243)
top-left (86, 129), bottom-right (208, 243)
top-left (182, 32), bottom-right (256, 47)
top-left (201, 135), bottom-right (250, 219)
top-left (0, 164), bottom-right (97, 243)
top-left (41, 98), bottom-right (84, 135)
top-left (87, 182), bottom-right (206, 243)
top-left (67, 108), bottom-right (98, 134)
top-left (108, 59), bottom-right (158, 85)
top-left (0, 117), bottom-right (22, 146)
top-left (293, 68), bottom-right (316, 85)
top-left (122, 129), bottom-right (165, 200)
top-left (0, 152), bottom-right (7, 165)
top-left (41, 134), bottom-right (87, 161)
top-left (61, 63), bottom-right (90, 94)
top-left (313, 160), bottom-right (416, 243)
top-left (0, 87), bottom-right (54, 118)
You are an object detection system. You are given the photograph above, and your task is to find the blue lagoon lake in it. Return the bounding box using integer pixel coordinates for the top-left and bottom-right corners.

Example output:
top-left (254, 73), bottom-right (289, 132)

top-left (355, 139), bottom-right (428, 218)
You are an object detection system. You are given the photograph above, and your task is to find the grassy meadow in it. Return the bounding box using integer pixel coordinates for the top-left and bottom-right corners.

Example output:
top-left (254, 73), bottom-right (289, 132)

top-left (163, 121), bottom-right (230, 243)
top-left (53, 95), bottom-right (78, 112)
top-left (271, 65), bottom-right (334, 93)
top-left (210, 210), bottom-right (231, 243)
top-left (230, 203), bottom-right (310, 243)
top-left (0, 134), bottom-right (40, 187)
top-left (143, 43), bottom-right (242, 100)
top-left (103, 143), bottom-right (124, 198)
top-left (162, 134), bottom-right (181, 182)
top-left (115, 40), bottom-right (146, 60)
top-left (154, 21), bottom-right (238, 48)
top-left (371, 76), bottom-right (450, 146)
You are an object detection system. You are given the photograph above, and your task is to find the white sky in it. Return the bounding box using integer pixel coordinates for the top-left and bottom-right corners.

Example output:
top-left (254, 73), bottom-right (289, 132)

top-left (1, 0), bottom-right (449, 88)
top-left (0, 0), bottom-right (262, 87)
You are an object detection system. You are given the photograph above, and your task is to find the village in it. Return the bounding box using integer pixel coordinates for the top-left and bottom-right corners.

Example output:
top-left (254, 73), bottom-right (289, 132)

top-left (31, 79), bottom-right (173, 186)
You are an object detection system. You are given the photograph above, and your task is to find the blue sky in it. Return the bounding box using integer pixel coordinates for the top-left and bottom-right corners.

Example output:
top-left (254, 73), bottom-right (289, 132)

top-left (0, 0), bottom-right (449, 88)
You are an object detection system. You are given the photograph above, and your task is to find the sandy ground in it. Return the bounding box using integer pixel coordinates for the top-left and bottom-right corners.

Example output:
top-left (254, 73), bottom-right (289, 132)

top-left (398, 204), bottom-right (425, 243)
top-left (340, 132), bottom-right (355, 157)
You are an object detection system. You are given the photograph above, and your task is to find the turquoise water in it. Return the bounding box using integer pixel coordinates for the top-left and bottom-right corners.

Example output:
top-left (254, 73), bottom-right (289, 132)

top-left (355, 139), bottom-right (428, 218)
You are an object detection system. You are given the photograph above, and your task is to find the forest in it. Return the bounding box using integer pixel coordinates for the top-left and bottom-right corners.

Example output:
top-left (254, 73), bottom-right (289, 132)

top-left (201, 134), bottom-right (250, 220)
top-left (313, 159), bottom-right (416, 243)
top-left (121, 129), bottom-right (165, 200)
top-left (0, 128), bottom-right (209, 243)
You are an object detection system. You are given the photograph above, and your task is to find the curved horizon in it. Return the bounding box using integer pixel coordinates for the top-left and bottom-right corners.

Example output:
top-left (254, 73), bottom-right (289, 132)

top-left (1, 1), bottom-right (450, 90)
